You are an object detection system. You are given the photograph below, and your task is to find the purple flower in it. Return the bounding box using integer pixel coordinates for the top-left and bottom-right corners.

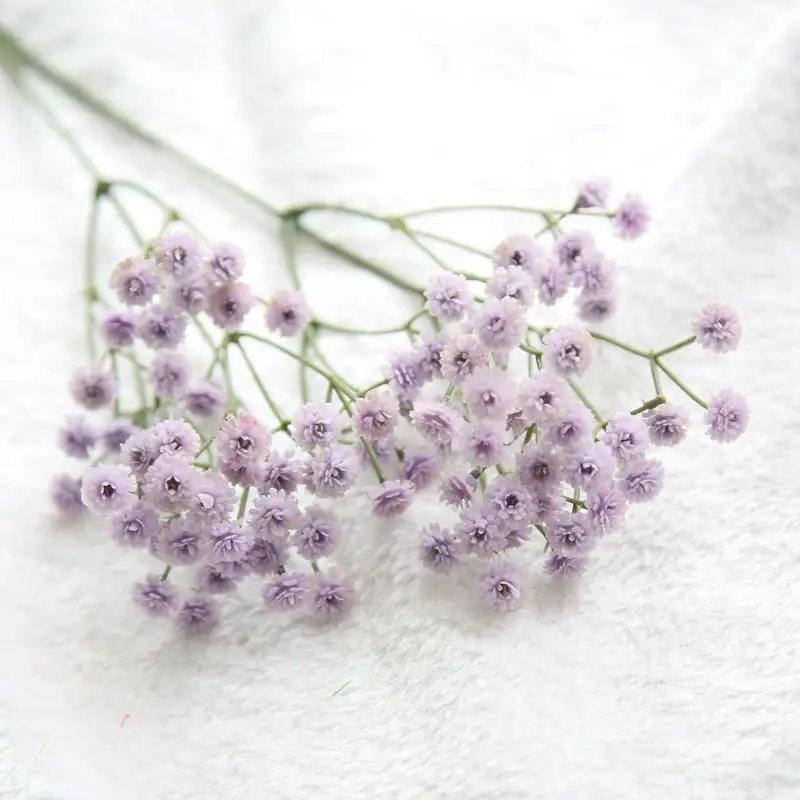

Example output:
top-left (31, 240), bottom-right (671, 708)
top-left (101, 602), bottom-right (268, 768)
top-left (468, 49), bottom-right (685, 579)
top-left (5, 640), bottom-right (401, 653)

top-left (493, 233), bottom-right (540, 273)
top-left (208, 242), bottom-right (245, 284)
top-left (144, 455), bottom-right (196, 511)
top-left (576, 178), bottom-right (610, 209)
top-left (265, 289), bottom-right (310, 337)
top-left (110, 501), bottom-right (158, 548)
top-left (456, 505), bottom-right (507, 557)
top-left (99, 310), bottom-right (136, 348)
top-left (506, 408), bottom-right (529, 438)
top-left (586, 485), bottom-right (628, 533)
top-left (149, 351), bottom-right (190, 400)
top-left (440, 333), bottom-right (489, 384)
top-left (463, 369), bottom-right (515, 419)
top-left (136, 305), bottom-right (187, 350)
top-left (386, 350), bottom-right (427, 395)
top-left (263, 572), bottom-right (309, 612)
top-left (100, 419), bottom-right (136, 453)
top-left (155, 517), bottom-right (206, 565)
top-left (544, 554), bottom-right (586, 577)
top-left (486, 265), bottom-right (536, 307)
top-left (50, 473), bottom-right (84, 515)
top-left (516, 444), bottom-right (562, 492)
top-left (543, 327), bottom-right (592, 378)
top-left (153, 231), bottom-right (203, 279)
top-left (545, 403), bottom-right (593, 451)
top-left (578, 290), bottom-right (617, 322)
top-left (195, 565), bottom-right (238, 595)
top-left (473, 297), bottom-right (526, 354)
top-left (152, 419), bottom-right (201, 460)
top-left (216, 412), bottom-right (270, 471)
top-left (207, 521), bottom-right (252, 562)
top-left (419, 523), bottom-right (460, 573)
top-left (293, 506), bottom-right (342, 560)
top-left (692, 303), bottom-right (742, 354)
top-left (424, 273), bottom-right (472, 322)
top-left (602, 413), bottom-right (649, 462)
top-left (207, 282), bottom-right (255, 330)
top-left (109, 257), bottom-right (159, 306)
top-left (120, 429), bottom-right (160, 476)
top-left (292, 402), bottom-right (342, 451)
top-left (461, 419), bottom-right (506, 467)
top-left (353, 388), bottom-right (398, 441)
top-left (57, 415), bottom-right (97, 459)
top-left (704, 390), bottom-right (748, 443)
top-left (533, 256), bottom-right (570, 306)
top-left (613, 194), bottom-right (649, 239)
top-left (548, 512), bottom-right (596, 557)
top-left (133, 575), bottom-right (178, 616)
top-left (555, 230), bottom-right (594, 270)
top-left (304, 445), bottom-right (358, 498)
top-left (309, 576), bottom-right (353, 621)
top-left (357, 437), bottom-right (397, 471)
top-left (414, 337), bottom-right (446, 380)
top-left (518, 371), bottom-right (566, 424)
top-left (572, 251), bottom-right (614, 295)
top-left (186, 470), bottom-right (236, 524)
top-left (410, 401), bottom-right (460, 448)
top-left (248, 489), bottom-right (299, 538)
top-left (487, 476), bottom-right (532, 523)
top-left (258, 451), bottom-right (302, 494)
top-left (246, 535), bottom-right (287, 575)
top-left (167, 271), bottom-right (212, 315)
top-left (69, 366), bottom-right (115, 410)
top-left (504, 524), bottom-right (532, 550)
top-left (529, 491), bottom-right (557, 526)
top-left (81, 464), bottom-right (136, 516)
top-left (184, 380), bottom-right (226, 419)
top-left (176, 595), bottom-right (218, 634)
top-left (439, 472), bottom-right (477, 508)
top-left (617, 458), bottom-right (665, 502)
top-left (565, 443), bottom-right (615, 491)
top-left (401, 448), bottom-right (439, 490)
top-left (369, 479), bottom-right (415, 518)
top-left (479, 561), bottom-right (523, 611)
top-left (644, 403), bottom-right (690, 447)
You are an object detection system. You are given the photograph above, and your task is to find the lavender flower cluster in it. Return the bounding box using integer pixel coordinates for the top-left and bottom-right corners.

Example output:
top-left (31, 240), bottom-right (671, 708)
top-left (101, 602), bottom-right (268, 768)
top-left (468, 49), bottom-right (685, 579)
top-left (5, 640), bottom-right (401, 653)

top-left (50, 187), bottom-right (748, 631)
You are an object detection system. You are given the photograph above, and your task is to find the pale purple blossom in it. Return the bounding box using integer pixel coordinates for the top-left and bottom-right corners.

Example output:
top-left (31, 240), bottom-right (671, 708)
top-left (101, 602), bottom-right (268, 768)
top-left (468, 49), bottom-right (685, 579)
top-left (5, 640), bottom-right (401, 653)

top-left (555, 230), bottom-right (594, 270)
top-left (153, 231), bottom-right (202, 279)
top-left (136, 305), bottom-right (187, 350)
top-left (463, 369), bottom-right (515, 419)
top-left (184, 380), bottom-right (226, 419)
top-left (487, 476), bottom-right (532, 523)
top-left (419, 524), bottom-right (460, 573)
top-left (246, 535), bottom-right (288, 575)
top-left (167, 271), bottom-right (211, 315)
top-left (176, 595), bottom-right (218, 634)
top-left (578, 290), bottom-right (617, 322)
top-left (353, 388), bottom-right (398, 440)
top-left (258, 451), bottom-right (303, 494)
top-left (293, 506), bottom-right (342, 560)
top-left (216, 412), bottom-right (270, 470)
top-left (692, 303), bottom-right (742, 354)
top-left (304, 445), bottom-right (358, 498)
top-left (548, 512), bottom-right (596, 557)
top-left (248, 489), bottom-right (299, 538)
top-left (533, 256), bottom-right (570, 305)
top-left (150, 351), bottom-right (190, 399)
top-left (493, 233), bottom-right (539, 273)
top-left (528, 491), bottom-right (557, 526)
top-left (486, 265), bottom-right (536, 307)
top-left (186, 470), bottom-right (236, 524)
top-left (518, 371), bottom-right (565, 424)
top-left (415, 338), bottom-right (445, 380)
top-left (293, 402), bottom-right (341, 451)
top-left (516, 444), bottom-right (562, 492)
top-left (576, 178), bottom-right (610, 209)
top-left (133, 576), bottom-right (178, 616)
top-left (503, 525), bottom-right (532, 550)
top-left (109, 257), bottom-right (159, 306)
top-left (208, 282), bottom-right (255, 330)
top-left (505, 408), bottom-right (529, 437)
top-left (544, 554), bottom-right (586, 577)
top-left (456, 504), bottom-right (507, 557)
top-left (704, 390), bottom-right (748, 443)
top-left (586, 485), bottom-right (628, 533)
top-left (208, 242), bottom-right (245, 283)
top-left (572, 251), bottom-right (614, 295)
top-left (473, 296), bottom-right (526, 353)
top-left (120, 429), bottom-right (160, 476)
top-left (144, 455), bottom-right (196, 512)
top-left (644, 403), bottom-right (690, 447)
top-left (618, 458), bottom-right (665, 502)
top-left (265, 289), bottom-right (310, 337)
top-left (543, 327), bottom-right (593, 377)
top-left (207, 522), bottom-right (252, 563)
top-left (57, 415), bottom-right (97, 459)
top-left (110, 501), bottom-right (158, 548)
top-left (440, 333), bottom-right (489, 384)
top-left (545, 403), bottom-right (593, 451)
top-left (99, 310), bottom-right (135, 348)
top-left (69, 366), bottom-right (115, 410)
top-left (411, 401), bottom-right (461, 448)
top-left (424, 273), bottom-right (472, 322)
top-left (152, 419), bottom-right (201, 460)
top-left (461, 418), bottom-right (506, 467)
top-left (50, 473), bottom-right (84, 515)
top-left (565, 443), bottom-right (615, 491)
top-left (263, 572), bottom-right (309, 612)
top-left (201, 560), bottom-right (248, 588)
top-left (155, 517), bottom-right (206, 565)
top-left (386, 350), bottom-right (426, 395)
top-left (309, 576), bottom-right (353, 621)
top-left (613, 194), bottom-right (649, 239)
top-left (81, 464), bottom-right (136, 516)
top-left (101, 419), bottom-right (136, 453)
top-left (439, 472), bottom-right (477, 508)
top-left (401, 448), bottom-right (439, 490)
top-left (602, 413), bottom-right (649, 462)
top-left (369, 479), bottom-right (415, 518)
top-left (479, 561), bottom-right (523, 611)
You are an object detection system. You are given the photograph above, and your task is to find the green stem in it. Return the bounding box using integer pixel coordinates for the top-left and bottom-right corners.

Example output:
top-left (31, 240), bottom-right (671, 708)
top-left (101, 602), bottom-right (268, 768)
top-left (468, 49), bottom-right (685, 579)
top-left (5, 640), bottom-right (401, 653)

top-left (654, 335), bottom-right (696, 358)
top-left (566, 379), bottom-right (604, 424)
top-left (359, 378), bottom-right (390, 396)
top-left (313, 309), bottom-right (426, 336)
top-left (654, 358), bottom-right (708, 410)
top-left (402, 203), bottom-right (614, 220)
top-left (408, 228), bottom-right (493, 259)
top-left (519, 343), bottom-right (543, 358)
top-left (308, 337), bottom-right (360, 397)
top-left (84, 195), bottom-right (101, 360)
top-left (629, 396), bottom-right (666, 416)
top-left (286, 203), bottom-right (388, 224)
top-left (649, 358), bottom-right (663, 396)
top-left (161, 565), bottom-right (172, 580)
top-left (235, 342), bottom-right (292, 430)
top-left (237, 486), bottom-right (250, 519)
top-left (587, 330), bottom-right (651, 358)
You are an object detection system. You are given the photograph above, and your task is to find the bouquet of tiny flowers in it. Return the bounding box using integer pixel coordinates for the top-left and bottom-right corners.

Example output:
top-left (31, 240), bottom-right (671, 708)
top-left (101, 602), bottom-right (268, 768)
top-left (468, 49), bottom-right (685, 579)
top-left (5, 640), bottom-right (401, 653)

top-left (50, 176), bottom-right (747, 634)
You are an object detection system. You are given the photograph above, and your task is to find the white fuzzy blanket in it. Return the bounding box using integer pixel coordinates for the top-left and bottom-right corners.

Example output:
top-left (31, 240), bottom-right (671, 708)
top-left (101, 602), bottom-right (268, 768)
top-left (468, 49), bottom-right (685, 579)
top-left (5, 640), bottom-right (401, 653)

top-left (2, 1), bottom-right (799, 797)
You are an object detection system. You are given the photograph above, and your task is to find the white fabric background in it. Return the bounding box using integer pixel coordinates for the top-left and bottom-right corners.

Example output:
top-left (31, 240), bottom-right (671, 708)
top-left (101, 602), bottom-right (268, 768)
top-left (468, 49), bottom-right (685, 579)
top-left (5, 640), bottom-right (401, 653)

top-left (2, 1), bottom-right (800, 797)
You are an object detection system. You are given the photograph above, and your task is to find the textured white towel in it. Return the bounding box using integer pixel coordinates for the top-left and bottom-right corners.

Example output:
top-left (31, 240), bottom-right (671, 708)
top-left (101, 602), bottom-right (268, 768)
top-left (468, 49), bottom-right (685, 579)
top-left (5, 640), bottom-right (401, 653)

top-left (2, 1), bottom-right (800, 797)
